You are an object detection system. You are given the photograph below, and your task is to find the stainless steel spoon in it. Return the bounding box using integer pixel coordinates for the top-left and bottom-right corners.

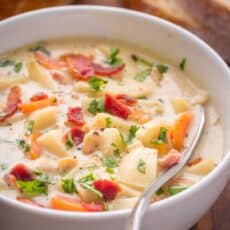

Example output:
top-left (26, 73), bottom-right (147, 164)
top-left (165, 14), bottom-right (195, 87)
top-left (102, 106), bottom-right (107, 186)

top-left (125, 106), bottom-right (205, 230)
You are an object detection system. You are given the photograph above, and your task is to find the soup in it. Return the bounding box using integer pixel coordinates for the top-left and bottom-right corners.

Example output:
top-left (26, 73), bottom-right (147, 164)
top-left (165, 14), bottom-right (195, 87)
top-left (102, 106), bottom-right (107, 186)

top-left (0, 38), bottom-right (223, 212)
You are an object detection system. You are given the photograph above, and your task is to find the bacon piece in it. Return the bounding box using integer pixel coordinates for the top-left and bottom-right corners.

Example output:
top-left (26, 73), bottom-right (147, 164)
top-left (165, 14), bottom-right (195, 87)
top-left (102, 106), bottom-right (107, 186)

top-left (187, 157), bottom-right (202, 167)
top-left (62, 54), bottom-right (94, 80)
top-left (8, 163), bottom-right (33, 181)
top-left (35, 52), bottom-right (67, 70)
top-left (158, 149), bottom-right (181, 170)
top-left (0, 86), bottom-right (21, 122)
top-left (93, 179), bottom-right (121, 201)
top-left (104, 94), bottom-right (131, 119)
top-left (67, 107), bottom-right (85, 126)
top-left (27, 133), bottom-right (42, 160)
top-left (82, 203), bottom-right (104, 212)
top-left (71, 127), bottom-right (85, 145)
top-left (30, 92), bottom-right (48, 102)
top-left (52, 72), bottom-right (72, 85)
top-left (93, 63), bottom-right (125, 76)
top-left (115, 94), bottom-right (137, 106)
top-left (17, 197), bottom-right (45, 208)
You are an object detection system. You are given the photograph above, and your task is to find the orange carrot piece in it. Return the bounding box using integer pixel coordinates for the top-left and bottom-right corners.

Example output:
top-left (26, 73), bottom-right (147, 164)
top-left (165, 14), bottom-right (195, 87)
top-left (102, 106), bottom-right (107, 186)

top-left (50, 196), bottom-right (87, 212)
top-left (19, 97), bottom-right (57, 114)
top-left (27, 133), bottom-right (42, 160)
top-left (172, 112), bottom-right (193, 151)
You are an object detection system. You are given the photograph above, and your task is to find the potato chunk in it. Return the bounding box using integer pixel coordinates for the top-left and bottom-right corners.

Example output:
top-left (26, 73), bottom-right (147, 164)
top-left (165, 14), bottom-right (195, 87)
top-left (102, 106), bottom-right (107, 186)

top-left (0, 75), bottom-right (28, 91)
top-left (171, 97), bottom-right (190, 113)
top-left (118, 147), bottom-right (158, 188)
top-left (30, 106), bottom-right (57, 131)
top-left (28, 61), bottom-right (55, 89)
top-left (37, 129), bottom-right (68, 157)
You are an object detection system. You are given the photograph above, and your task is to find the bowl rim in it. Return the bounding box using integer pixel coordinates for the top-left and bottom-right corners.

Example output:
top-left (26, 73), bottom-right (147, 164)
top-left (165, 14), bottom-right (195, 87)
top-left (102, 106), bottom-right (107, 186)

top-left (0, 5), bottom-right (229, 220)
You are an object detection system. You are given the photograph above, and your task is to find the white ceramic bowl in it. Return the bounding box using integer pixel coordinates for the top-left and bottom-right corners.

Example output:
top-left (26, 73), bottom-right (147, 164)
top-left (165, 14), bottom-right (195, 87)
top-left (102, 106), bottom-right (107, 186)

top-left (0, 6), bottom-right (229, 230)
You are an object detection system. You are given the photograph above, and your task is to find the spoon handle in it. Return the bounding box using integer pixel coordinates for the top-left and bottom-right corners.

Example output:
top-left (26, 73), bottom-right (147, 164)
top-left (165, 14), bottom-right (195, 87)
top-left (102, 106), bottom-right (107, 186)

top-left (125, 106), bottom-right (205, 230)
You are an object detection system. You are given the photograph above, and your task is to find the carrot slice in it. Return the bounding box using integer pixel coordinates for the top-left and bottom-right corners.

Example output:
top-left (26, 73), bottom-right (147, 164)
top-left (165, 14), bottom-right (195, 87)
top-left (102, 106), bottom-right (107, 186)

top-left (50, 196), bottom-right (88, 212)
top-left (27, 133), bottom-right (42, 160)
top-left (172, 112), bottom-right (193, 151)
top-left (19, 97), bottom-right (57, 114)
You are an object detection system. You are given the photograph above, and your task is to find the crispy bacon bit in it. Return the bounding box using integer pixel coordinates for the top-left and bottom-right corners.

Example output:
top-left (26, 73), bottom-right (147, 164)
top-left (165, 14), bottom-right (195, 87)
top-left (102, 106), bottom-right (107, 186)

top-left (158, 149), bottom-right (181, 169)
top-left (93, 179), bottom-right (121, 201)
top-left (67, 107), bottom-right (85, 126)
top-left (30, 92), bottom-right (48, 102)
top-left (34, 52), bottom-right (67, 70)
top-left (104, 94), bottom-right (131, 119)
top-left (0, 86), bottom-right (21, 122)
top-left (187, 157), bottom-right (202, 167)
top-left (17, 197), bottom-right (45, 208)
top-left (71, 127), bottom-right (85, 145)
top-left (115, 94), bottom-right (137, 106)
top-left (92, 63), bottom-right (125, 76)
top-left (7, 164), bottom-right (33, 182)
top-left (27, 133), bottom-right (42, 160)
top-left (62, 54), bottom-right (94, 80)
top-left (82, 203), bottom-right (104, 212)
top-left (4, 174), bottom-right (17, 188)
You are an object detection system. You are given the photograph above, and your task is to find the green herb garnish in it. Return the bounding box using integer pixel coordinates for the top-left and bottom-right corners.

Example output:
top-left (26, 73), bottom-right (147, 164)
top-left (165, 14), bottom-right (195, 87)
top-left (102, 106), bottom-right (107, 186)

top-left (106, 47), bottom-right (123, 67)
top-left (16, 180), bottom-right (47, 196)
top-left (179, 58), bottom-right (186, 71)
top-left (78, 173), bottom-right (103, 198)
top-left (151, 127), bottom-right (168, 145)
top-left (134, 68), bottom-right (152, 82)
top-left (29, 45), bottom-right (50, 56)
top-left (126, 125), bottom-right (140, 144)
top-left (156, 187), bottom-right (164, 196)
top-left (0, 59), bottom-right (15, 67)
top-left (18, 139), bottom-right (30, 153)
top-left (65, 133), bottom-right (74, 150)
top-left (168, 185), bottom-right (188, 196)
top-left (62, 178), bottom-right (76, 194)
top-left (113, 148), bottom-right (121, 158)
top-left (101, 156), bottom-right (119, 168)
top-left (137, 96), bottom-right (147, 100)
top-left (105, 117), bottom-right (112, 128)
top-left (106, 167), bottom-right (115, 174)
top-left (131, 54), bottom-right (153, 67)
top-left (137, 159), bottom-right (146, 174)
top-left (26, 120), bottom-right (34, 135)
top-left (89, 77), bottom-right (108, 92)
top-left (14, 62), bottom-right (23, 73)
top-left (88, 99), bottom-right (104, 115)
top-left (157, 64), bottom-right (168, 74)
top-left (0, 163), bottom-right (8, 170)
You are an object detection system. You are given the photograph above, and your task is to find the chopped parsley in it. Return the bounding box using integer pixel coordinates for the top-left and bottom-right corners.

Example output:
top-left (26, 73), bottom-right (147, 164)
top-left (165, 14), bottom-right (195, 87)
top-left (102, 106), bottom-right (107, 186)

top-left (65, 133), bottom-right (74, 150)
top-left (16, 180), bottom-right (47, 196)
top-left (151, 127), bottom-right (168, 145)
top-left (137, 96), bottom-right (147, 100)
top-left (14, 62), bottom-right (23, 73)
top-left (126, 125), bottom-right (140, 144)
top-left (78, 173), bottom-right (103, 198)
top-left (137, 159), bottom-right (146, 174)
top-left (106, 47), bottom-right (123, 67)
top-left (157, 64), bottom-right (168, 74)
top-left (105, 117), bottom-right (112, 128)
top-left (157, 98), bottom-right (164, 103)
top-left (0, 59), bottom-right (15, 67)
top-left (131, 54), bottom-right (153, 67)
top-left (18, 139), bottom-right (30, 153)
top-left (156, 187), bottom-right (164, 196)
top-left (62, 178), bottom-right (76, 194)
top-left (134, 68), bottom-right (152, 82)
top-left (101, 156), bottom-right (119, 168)
top-left (89, 77), bottom-right (108, 92)
top-left (179, 58), bottom-right (186, 71)
top-left (35, 172), bottom-right (50, 183)
top-left (26, 120), bottom-right (34, 135)
top-left (29, 45), bottom-right (50, 56)
top-left (106, 167), bottom-right (114, 174)
top-left (113, 148), bottom-right (121, 158)
top-left (168, 185), bottom-right (188, 196)
top-left (0, 163), bottom-right (8, 170)
top-left (88, 99), bottom-right (104, 115)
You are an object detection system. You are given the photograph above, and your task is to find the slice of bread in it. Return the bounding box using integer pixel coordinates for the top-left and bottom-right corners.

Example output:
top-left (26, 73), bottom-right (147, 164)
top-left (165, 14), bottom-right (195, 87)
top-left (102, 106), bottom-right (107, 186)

top-left (182, 0), bottom-right (230, 36)
top-left (125, 0), bottom-right (230, 63)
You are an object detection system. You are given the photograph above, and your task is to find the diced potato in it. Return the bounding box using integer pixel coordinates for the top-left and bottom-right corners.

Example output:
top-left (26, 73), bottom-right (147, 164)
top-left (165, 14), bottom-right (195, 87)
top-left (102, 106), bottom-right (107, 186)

top-left (119, 183), bottom-right (142, 197)
top-left (34, 157), bottom-right (58, 173)
top-left (82, 130), bottom-right (103, 154)
top-left (127, 140), bottom-right (144, 152)
top-left (111, 197), bottom-right (138, 210)
top-left (100, 128), bottom-right (125, 156)
top-left (78, 186), bottom-right (101, 203)
top-left (0, 75), bottom-right (28, 91)
top-left (118, 147), bottom-right (158, 188)
top-left (74, 81), bottom-right (90, 93)
top-left (92, 113), bottom-right (131, 132)
top-left (58, 157), bottom-right (77, 174)
top-left (30, 106), bottom-right (57, 131)
top-left (187, 159), bottom-right (215, 175)
top-left (28, 61), bottom-right (55, 90)
top-left (171, 97), bottom-right (190, 113)
top-left (37, 129), bottom-right (68, 157)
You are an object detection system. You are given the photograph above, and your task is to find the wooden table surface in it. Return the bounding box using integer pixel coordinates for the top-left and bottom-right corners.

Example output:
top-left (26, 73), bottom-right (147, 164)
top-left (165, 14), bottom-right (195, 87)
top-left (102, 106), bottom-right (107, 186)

top-left (0, 0), bottom-right (229, 229)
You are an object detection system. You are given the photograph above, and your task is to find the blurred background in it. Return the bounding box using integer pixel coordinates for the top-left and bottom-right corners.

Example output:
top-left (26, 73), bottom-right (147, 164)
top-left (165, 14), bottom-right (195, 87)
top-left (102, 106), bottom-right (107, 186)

top-left (0, 0), bottom-right (229, 229)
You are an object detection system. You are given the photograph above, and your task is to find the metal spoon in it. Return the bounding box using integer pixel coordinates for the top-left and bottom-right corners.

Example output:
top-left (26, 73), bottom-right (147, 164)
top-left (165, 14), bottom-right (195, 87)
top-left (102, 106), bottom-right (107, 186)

top-left (125, 106), bottom-right (205, 230)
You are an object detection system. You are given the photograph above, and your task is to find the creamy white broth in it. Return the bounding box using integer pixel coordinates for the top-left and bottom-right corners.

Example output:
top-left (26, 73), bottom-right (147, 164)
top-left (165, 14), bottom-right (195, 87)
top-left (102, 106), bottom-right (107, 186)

top-left (0, 38), bottom-right (223, 211)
